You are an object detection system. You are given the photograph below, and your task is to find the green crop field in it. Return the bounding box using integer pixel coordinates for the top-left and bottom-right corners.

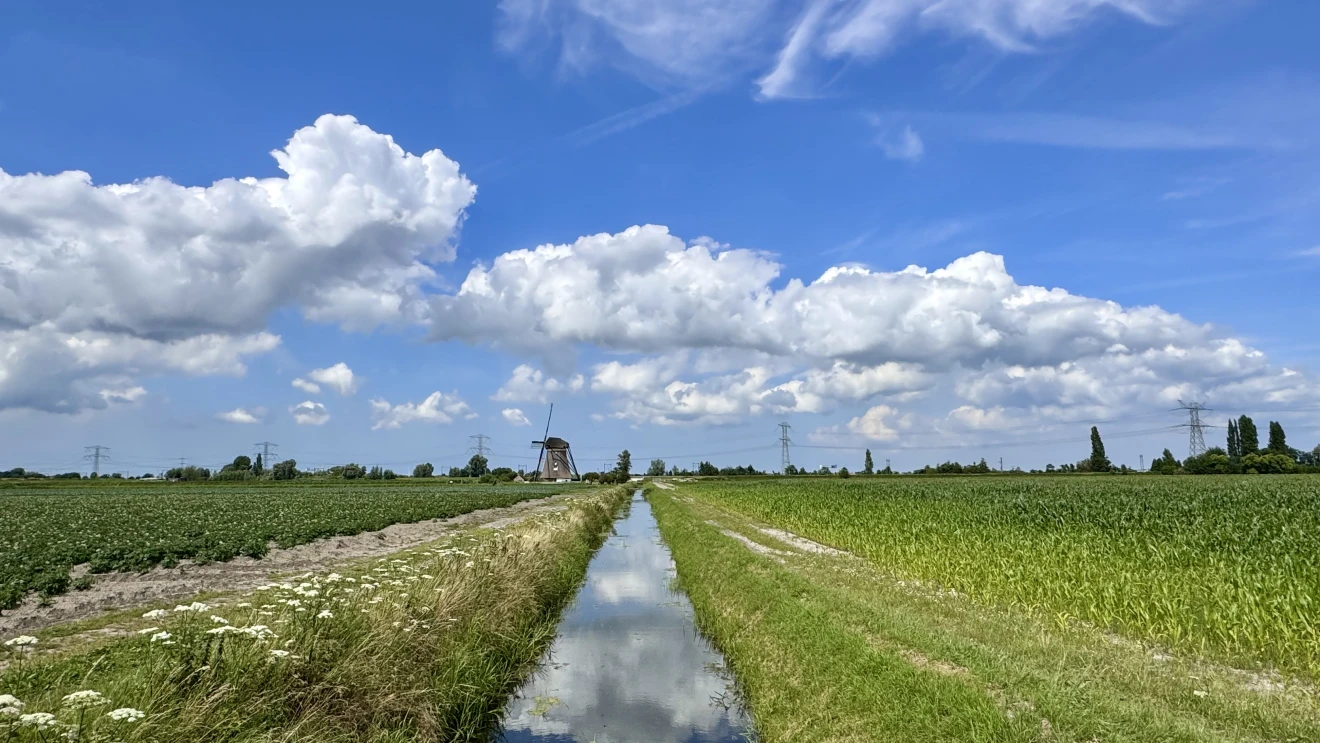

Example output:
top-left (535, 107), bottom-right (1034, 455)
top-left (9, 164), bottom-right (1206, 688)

top-left (685, 475), bottom-right (1320, 675)
top-left (0, 479), bottom-right (581, 610)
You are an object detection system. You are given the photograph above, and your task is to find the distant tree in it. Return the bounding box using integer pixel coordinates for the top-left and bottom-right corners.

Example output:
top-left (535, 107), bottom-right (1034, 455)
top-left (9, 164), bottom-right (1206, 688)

top-left (271, 459), bottom-right (299, 480)
top-left (464, 455), bottom-right (489, 478)
top-left (447, 466), bottom-right (463, 477)
top-left (614, 450), bottom-right (632, 478)
top-left (1088, 427), bottom-right (1111, 473)
top-left (1183, 448), bottom-right (1233, 475)
top-left (366, 466), bottom-right (385, 480)
top-left (647, 458), bottom-right (667, 476)
top-left (412, 462), bottom-right (434, 478)
top-left (863, 449), bottom-right (874, 475)
top-left (1151, 449), bottom-right (1180, 475)
top-left (166, 465), bottom-right (211, 481)
top-left (341, 463), bottom-right (366, 480)
top-left (1239, 416), bottom-right (1260, 455)
top-left (1045, 463), bottom-right (1056, 473)
top-left (1267, 421), bottom-right (1288, 454)
top-left (783, 464), bottom-right (799, 475)
top-left (697, 461), bottom-right (719, 476)
top-left (1242, 451), bottom-right (1298, 474)
top-left (231, 455), bottom-right (252, 472)
top-left (837, 467), bottom-right (850, 479)
top-left (383, 469), bottom-right (397, 480)
top-left (1226, 419), bottom-right (1241, 461)
top-left (582, 472), bottom-right (601, 483)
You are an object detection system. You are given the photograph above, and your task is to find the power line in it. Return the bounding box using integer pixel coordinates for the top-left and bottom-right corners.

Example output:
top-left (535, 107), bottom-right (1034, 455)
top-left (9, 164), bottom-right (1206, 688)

top-left (83, 445), bottom-right (110, 476)
top-left (1175, 400), bottom-right (1210, 458)
top-left (778, 422), bottom-right (792, 472)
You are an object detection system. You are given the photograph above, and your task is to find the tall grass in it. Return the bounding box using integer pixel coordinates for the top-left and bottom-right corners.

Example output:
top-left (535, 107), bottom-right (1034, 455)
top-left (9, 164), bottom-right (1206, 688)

top-left (689, 476), bottom-right (1320, 675)
top-left (0, 487), bottom-right (630, 742)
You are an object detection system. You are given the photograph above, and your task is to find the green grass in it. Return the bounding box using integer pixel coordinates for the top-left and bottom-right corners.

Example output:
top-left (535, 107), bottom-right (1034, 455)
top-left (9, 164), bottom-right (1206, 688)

top-left (650, 485), bottom-right (1320, 743)
top-left (680, 475), bottom-right (1320, 676)
top-left (0, 486), bottom-right (631, 742)
top-left (0, 479), bottom-right (584, 609)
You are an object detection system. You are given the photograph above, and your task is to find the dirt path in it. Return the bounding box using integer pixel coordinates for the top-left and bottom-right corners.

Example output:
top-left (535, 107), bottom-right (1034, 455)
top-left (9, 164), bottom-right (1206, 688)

top-left (1, 493), bottom-right (576, 635)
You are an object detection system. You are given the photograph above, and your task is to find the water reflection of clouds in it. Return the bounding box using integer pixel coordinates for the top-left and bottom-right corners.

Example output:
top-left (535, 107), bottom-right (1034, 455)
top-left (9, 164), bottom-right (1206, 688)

top-left (498, 496), bottom-right (748, 743)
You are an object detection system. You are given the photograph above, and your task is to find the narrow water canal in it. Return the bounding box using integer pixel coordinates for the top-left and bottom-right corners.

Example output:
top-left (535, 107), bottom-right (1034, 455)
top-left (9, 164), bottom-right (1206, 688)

top-left (495, 491), bottom-right (751, 743)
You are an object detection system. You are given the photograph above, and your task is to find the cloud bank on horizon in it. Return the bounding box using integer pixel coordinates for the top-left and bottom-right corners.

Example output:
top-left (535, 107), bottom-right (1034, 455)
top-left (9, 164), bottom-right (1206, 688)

top-left (0, 112), bottom-right (1313, 443)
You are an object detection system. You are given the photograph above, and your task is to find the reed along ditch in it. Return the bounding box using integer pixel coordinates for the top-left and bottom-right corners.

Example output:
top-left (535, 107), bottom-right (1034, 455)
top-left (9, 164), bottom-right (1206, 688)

top-left (494, 490), bottom-right (751, 743)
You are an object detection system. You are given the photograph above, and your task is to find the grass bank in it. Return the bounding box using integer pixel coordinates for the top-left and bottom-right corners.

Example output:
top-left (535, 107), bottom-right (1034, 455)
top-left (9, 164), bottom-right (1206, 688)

top-left (0, 486), bottom-right (631, 742)
top-left (649, 486), bottom-right (1320, 742)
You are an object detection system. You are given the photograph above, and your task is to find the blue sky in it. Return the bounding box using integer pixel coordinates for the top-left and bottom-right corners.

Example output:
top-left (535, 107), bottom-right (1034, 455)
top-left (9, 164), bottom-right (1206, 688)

top-left (2, 0), bottom-right (1318, 475)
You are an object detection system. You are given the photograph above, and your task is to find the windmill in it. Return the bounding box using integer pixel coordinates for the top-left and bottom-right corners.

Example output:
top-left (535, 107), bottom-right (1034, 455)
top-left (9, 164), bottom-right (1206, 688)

top-left (532, 404), bottom-right (579, 482)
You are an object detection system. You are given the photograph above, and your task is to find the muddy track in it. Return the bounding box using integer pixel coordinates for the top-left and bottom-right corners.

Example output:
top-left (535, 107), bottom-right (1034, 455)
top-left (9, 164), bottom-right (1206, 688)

top-left (1, 493), bottom-right (576, 635)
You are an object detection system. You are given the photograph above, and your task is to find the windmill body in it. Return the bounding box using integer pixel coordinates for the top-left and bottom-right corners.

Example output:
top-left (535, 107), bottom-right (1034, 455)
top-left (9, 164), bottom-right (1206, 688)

top-left (532, 404), bottom-right (579, 482)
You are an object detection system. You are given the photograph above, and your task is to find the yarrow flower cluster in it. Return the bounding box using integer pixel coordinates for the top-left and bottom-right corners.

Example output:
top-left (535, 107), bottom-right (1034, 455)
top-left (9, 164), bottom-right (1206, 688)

top-left (3, 635), bottom-right (38, 648)
top-left (107, 707), bottom-right (145, 723)
top-left (173, 602), bottom-right (212, 613)
top-left (142, 609), bottom-right (169, 620)
top-left (18, 712), bottom-right (57, 730)
top-left (61, 690), bottom-right (109, 710)
top-left (0, 694), bottom-right (25, 718)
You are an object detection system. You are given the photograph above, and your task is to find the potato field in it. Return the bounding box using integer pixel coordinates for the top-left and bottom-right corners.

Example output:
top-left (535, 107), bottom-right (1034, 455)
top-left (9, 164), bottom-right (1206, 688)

top-left (687, 475), bottom-right (1320, 675)
top-left (0, 480), bottom-right (579, 609)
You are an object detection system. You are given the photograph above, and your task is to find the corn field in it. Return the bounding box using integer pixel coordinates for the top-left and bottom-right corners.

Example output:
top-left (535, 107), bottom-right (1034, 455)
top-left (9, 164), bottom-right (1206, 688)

top-left (689, 475), bottom-right (1320, 675)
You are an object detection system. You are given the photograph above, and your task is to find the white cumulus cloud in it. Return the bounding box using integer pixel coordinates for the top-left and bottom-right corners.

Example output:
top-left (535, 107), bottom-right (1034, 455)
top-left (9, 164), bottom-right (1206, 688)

top-left (493, 364), bottom-right (585, 403)
top-left (290, 400), bottom-right (330, 426)
top-left (218, 407), bottom-right (265, 424)
top-left (294, 362), bottom-right (359, 396)
top-left (0, 114), bottom-right (474, 413)
top-left (429, 224), bottom-right (1316, 430)
top-left (292, 378), bottom-right (321, 394)
top-left (369, 391), bottom-right (476, 430)
top-left (502, 408), bottom-right (532, 426)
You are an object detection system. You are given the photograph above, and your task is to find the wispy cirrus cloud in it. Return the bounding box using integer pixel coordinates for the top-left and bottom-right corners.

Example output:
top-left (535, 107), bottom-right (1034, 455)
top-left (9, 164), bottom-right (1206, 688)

top-left (499, 0), bottom-right (1211, 100)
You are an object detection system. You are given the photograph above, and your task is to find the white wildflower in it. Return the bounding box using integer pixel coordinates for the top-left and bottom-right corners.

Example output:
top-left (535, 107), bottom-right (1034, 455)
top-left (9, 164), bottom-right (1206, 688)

top-left (236, 602), bottom-right (252, 608)
top-left (0, 694), bottom-right (25, 718)
top-left (150, 631), bottom-right (172, 643)
top-left (141, 609), bottom-right (169, 620)
top-left (1193, 689), bottom-right (1209, 698)
top-left (316, 610), bottom-right (333, 619)
top-left (269, 649), bottom-right (291, 658)
top-left (18, 712), bottom-right (57, 730)
top-left (210, 615), bottom-right (230, 625)
top-left (61, 690), bottom-right (108, 710)
top-left (107, 707), bottom-right (145, 723)
top-left (3, 635), bottom-right (38, 648)
top-left (240, 625), bottom-right (277, 639)
top-left (206, 626), bottom-right (242, 636)
top-left (136, 627), bottom-right (160, 635)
